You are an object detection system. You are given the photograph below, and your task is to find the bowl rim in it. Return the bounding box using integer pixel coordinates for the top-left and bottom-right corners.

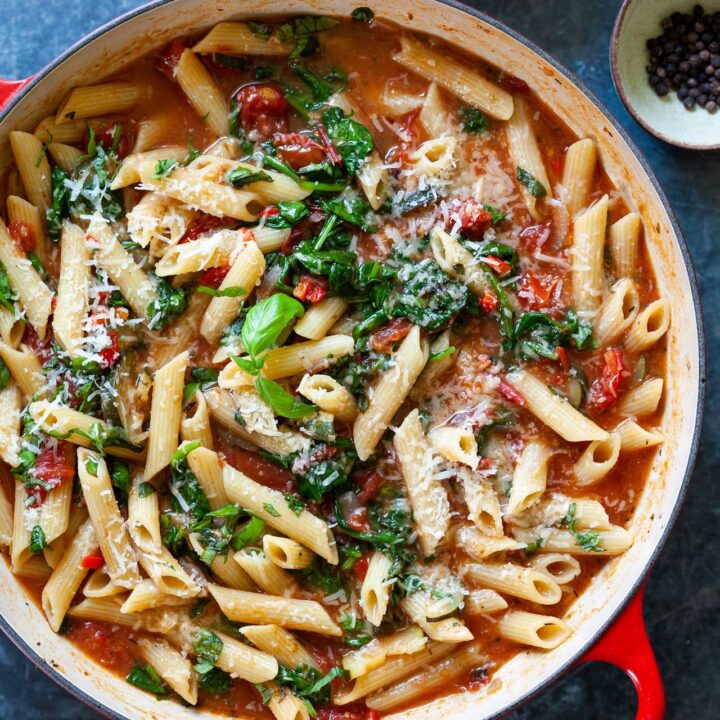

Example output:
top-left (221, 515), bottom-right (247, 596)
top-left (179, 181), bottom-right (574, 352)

top-left (609, 0), bottom-right (720, 150)
top-left (0, 1), bottom-right (707, 718)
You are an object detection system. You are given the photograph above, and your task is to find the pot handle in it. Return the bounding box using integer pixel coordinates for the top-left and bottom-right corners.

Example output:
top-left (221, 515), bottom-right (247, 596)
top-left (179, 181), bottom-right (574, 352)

top-left (0, 77), bottom-right (33, 111)
top-left (578, 583), bottom-right (664, 720)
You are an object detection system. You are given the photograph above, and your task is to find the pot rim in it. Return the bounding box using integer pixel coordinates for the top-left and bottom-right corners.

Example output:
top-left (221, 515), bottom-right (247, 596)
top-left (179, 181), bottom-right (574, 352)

top-left (0, 1), bottom-right (706, 718)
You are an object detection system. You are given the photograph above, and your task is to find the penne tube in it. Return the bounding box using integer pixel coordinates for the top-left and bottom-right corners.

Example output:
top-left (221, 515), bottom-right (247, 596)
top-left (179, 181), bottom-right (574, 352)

top-left (505, 369), bottom-right (609, 442)
top-left (624, 299), bottom-right (671, 353)
top-left (214, 630), bottom-right (279, 683)
top-left (507, 440), bottom-right (552, 515)
top-left (181, 390), bottom-right (214, 449)
top-left (498, 610), bottom-right (571, 650)
top-left (0, 342), bottom-right (43, 398)
top-left (27, 400), bottom-right (145, 461)
top-left (174, 49), bottom-right (228, 136)
top-left (393, 409), bottom-right (449, 556)
top-left (513, 526), bottom-right (633, 555)
top-left (83, 567), bottom-right (127, 598)
top-left (592, 278), bottom-right (640, 346)
top-left (529, 553), bottom-right (582, 585)
top-left (137, 637), bottom-right (198, 705)
top-left (429, 226), bottom-right (491, 298)
top-left (0, 219), bottom-right (53, 338)
top-left (505, 96), bottom-right (552, 220)
top-left (9, 131), bottom-right (52, 213)
top-left (120, 579), bottom-right (192, 614)
top-left (574, 433), bottom-right (621, 486)
top-left (151, 292), bottom-right (210, 369)
top-left (192, 22), bottom-right (291, 56)
top-left (6, 194), bottom-right (50, 268)
top-left (240, 624), bottom-right (319, 669)
top-left (357, 152), bottom-right (391, 210)
top-left (262, 535), bottom-right (315, 570)
top-left (145, 352), bottom-right (189, 480)
top-left (571, 194), bottom-right (609, 316)
top-left (617, 378), bottom-right (664, 417)
top-left (0, 478), bottom-right (13, 548)
top-left (34, 115), bottom-right (86, 144)
top-left (614, 419), bottom-right (664, 452)
top-left (293, 297), bottom-right (348, 340)
top-left (204, 387), bottom-right (309, 456)
top-left (53, 221), bottom-right (91, 358)
top-left (361, 551), bottom-right (395, 627)
top-left (87, 217), bottom-right (159, 321)
top-left (342, 626), bottom-right (427, 680)
top-left (400, 594), bottom-right (473, 643)
top-left (463, 589), bottom-right (508, 615)
top-left (78, 449), bottom-right (140, 588)
top-left (154, 228), bottom-right (251, 276)
top-left (418, 82), bottom-right (452, 137)
top-left (187, 446), bottom-right (228, 509)
top-left (355, 326), bottom-right (429, 461)
top-left (464, 562), bottom-right (562, 605)
top-left (15, 554), bottom-right (52, 582)
top-left (55, 82), bottom-right (142, 123)
top-left (47, 142), bottom-right (83, 174)
top-left (200, 240), bottom-right (265, 345)
top-left (224, 461), bottom-right (337, 563)
top-left (410, 137), bottom-right (457, 177)
top-left (0, 307), bottom-right (25, 348)
top-left (428, 425), bottom-right (478, 469)
top-left (41, 517), bottom-right (98, 631)
top-left (334, 641), bottom-right (455, 705)
top-left (110, 146), bottom-right (188, 189)
top-left (137, 543), bottom-right (202, 598)
top-left (261, 335), bottom-right (355, 379)
top-left (0, 383), bottom-right (22, 466)
top-left (207, 584), bottom-right (341, 636)
top-left (187, 533), bottom-right (256, 590)
top-left (393, 36), bottom-right (513, 120)
top-left (137, 157), bottom-right (259, 220)
top-left (127, 471), bottom-right (161, 554)
top-left (234, 549), bottom-right (298, 596)
top-left (265, 683), bottom-right (312, 720)
top-left (366, 643), bottom-right (486, 712)
top-left (609, 212), bottom-right (641, 278)
top-left (561, 138), bottom-right (597, 217)
top-left (297, 373), bottom-right (358, 422)
top-left (126, 191), bottom-right (195, 249)
top-left (460, 471), bottom-right (504, 537)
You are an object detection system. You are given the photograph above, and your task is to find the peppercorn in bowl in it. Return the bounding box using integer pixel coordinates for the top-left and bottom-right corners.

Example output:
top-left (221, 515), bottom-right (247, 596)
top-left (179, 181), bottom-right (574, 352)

top-left (611, 0), bottom-right (720, 148)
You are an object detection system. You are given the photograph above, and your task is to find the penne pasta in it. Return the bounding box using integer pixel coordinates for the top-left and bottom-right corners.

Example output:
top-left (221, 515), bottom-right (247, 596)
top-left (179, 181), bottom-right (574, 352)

top-left (192, 22), bottom-right (290, 56)
top-left (561, 138), bottom-right (597, 217)
top-left (56, 82), bottom-right (142, 123)
top-left (498, 611), bottom-right (571, 649)
top-left (571, 194), bottom-right (609, 316)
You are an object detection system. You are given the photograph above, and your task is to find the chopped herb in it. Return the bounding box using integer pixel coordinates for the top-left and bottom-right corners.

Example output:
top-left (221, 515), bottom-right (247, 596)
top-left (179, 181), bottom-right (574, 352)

top-left (556, 502), bottom-right (605, 552)
top-left (276, 16), bottom-right (339, 60)
top-left (460, 106), bottom-right (490, 133)
top-left (339, 613), bottom-right (372, 647)
top-left (339, 545), bottom-right (362, 571)
top-left (516, 166), bottom-right (547, 198)
top-left (0, 357), bottom-right (10, 391)
top-left (301, 559), bottom-right (345, 594)
top-left (524, 537), bottom-right (545, 555)
top-left (255, 375), bottom-right (316, 419)
top-left (262, 200), bottom-right (310, 228)
top-left (153, 158), bottom-right (180, 179)
top-left (247, 21), bottom-right (273, 39)
top-left (321, 194), bottom-right (377, 232)
top-left (29, 525), bottom-right (48, 554)
top-left (147, 275), bottom-right (188, 330)
top-left (284, 493), bottom-right (305, 516)
top-left (255, 683), bottom-right (273, 704)
top-left (263, 502), bottom-right (281, 518)
top-left (189, 597), bottom-right (210, 618)
top-left (85, 457), bottom-right (99, 476)
top-left (429, 346), bottom-right (455, 363)
top-left (392, 185), bottom-right (441, 215)
top-left (0, 263), bottom-right (18, 313)
top-left (254, 65), bottom-right (276, 79)
top-left (198, 667), bottom-right (232, 694)
top-left (275, 664), bottom-right (345, 714)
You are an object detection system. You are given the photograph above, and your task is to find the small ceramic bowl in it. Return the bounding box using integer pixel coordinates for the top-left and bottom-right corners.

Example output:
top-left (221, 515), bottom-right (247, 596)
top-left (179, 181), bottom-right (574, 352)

top-left (611, 0), bottom-right (720, 149)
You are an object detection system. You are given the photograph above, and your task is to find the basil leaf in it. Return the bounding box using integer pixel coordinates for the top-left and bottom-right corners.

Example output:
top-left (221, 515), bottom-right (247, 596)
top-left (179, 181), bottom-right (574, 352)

top-left (147, 275), bottom-right (188, 330)
top-left (171, 440), bottom-right (201, 471)
top-left (0, 263), bottom-right (18, 313)
top-left (459, 106), bottom-right (489, 133)
top-left (321, 194), bottom-right (377, 232)
top-left (263, 200), bottom-right (309, 228)
top-left (0, 356), bottom-right (10, 391)
top-left (255, 375), bottom-right (316, 419)
top-left (516, 166), bottom-right (547, 198)
top-left (193, 629), bottom-right (223, 675)
top-left (241, 294), bottom-right (305, 359)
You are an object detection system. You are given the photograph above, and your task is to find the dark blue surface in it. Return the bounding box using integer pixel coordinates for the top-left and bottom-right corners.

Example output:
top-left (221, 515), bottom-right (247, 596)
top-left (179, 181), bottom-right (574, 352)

top-left (0, 1), bottom-right (717, 718)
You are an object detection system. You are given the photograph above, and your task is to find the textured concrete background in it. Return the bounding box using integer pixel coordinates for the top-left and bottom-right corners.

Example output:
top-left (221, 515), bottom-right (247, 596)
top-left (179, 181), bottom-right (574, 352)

top-left (0, 1), bottom-right (717, 718)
